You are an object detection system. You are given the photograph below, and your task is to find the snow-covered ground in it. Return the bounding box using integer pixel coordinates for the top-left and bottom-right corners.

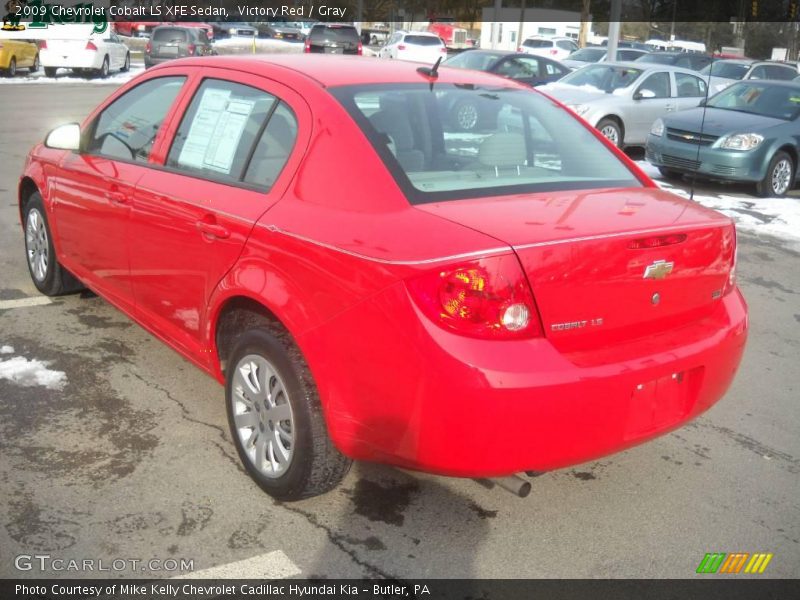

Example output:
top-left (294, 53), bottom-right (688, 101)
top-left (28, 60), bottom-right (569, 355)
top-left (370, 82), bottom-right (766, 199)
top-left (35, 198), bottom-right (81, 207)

top-left (0, 346), bottom-right (67, 390)
top-left (0, 65), bottom-right (145, 85)
top-left (637, 160), bottom-right (800, 245)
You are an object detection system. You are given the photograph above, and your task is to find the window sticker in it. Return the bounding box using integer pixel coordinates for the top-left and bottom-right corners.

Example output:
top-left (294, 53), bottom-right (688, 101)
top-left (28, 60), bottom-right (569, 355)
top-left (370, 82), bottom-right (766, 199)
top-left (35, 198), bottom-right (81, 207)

top-left (178, 88), bottom-right (256, 174)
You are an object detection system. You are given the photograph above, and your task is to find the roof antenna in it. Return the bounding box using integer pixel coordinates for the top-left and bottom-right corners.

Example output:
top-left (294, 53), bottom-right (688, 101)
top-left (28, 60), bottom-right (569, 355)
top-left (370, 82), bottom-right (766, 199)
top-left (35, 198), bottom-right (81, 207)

top-left (417, 56), bottom-right (443, 79)
top-left (690, 62), bottom-right (713, 202)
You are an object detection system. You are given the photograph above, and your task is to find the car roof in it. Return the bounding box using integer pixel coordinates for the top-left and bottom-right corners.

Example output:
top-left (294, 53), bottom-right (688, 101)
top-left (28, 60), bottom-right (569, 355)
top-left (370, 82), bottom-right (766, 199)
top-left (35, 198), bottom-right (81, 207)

top-left (402, 31), bottom-right (440, 37)
top-left (596, 61), bottom-right (701, 74)
top-left (156, 55), bottom-right (521, 89)
top-left (714, 58), bottom-right (756, 65)
top-left (728, 79), bottom-right (800, 89)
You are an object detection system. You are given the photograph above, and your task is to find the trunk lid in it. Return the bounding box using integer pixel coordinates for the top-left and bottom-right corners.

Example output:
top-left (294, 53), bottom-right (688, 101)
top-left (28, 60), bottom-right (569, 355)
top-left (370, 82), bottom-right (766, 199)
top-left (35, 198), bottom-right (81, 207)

top-left (417, 187), bottom-right (735, 352)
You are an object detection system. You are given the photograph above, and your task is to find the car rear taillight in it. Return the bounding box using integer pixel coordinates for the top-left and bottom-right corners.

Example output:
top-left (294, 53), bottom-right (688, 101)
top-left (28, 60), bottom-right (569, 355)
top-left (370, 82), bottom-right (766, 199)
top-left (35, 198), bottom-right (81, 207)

top-left (86, 41), bottom-right (98, 51)
top-left (357, 40), bottom-right (363, 55)
top-left (440, 46), bottom-right (448, 53)
top-left (406, 254), bottom-right (543, 340)
top-left (724, 226), bottom-right (738, 295)
top-left (304, 38), bottom-right (311, 52)
top-left (517, 46), bottom-right (522, 52)
top-left (38, 40), bottom-right (47, 49)
top-left (397, 44), bottom-right (406, 50)
top-left (145, 40), bottom-right (152, 53)
top-left (188, 43), bottom-right (196, 55)
top-left (549, 49), bottom-right (558, 55)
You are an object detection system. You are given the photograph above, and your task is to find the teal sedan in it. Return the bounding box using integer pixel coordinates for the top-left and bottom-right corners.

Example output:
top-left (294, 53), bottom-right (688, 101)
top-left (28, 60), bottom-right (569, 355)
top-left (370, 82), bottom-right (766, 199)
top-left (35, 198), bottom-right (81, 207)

top-left (646, 80), bottom-right (800, 197)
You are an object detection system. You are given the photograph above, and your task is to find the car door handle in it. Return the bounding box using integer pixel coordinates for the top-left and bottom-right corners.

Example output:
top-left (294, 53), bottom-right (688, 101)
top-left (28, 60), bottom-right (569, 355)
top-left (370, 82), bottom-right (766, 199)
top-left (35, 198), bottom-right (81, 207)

top-left (105, 190), bottom-right (128, 204)
top-left (196, 218), bottom-right (230, 240)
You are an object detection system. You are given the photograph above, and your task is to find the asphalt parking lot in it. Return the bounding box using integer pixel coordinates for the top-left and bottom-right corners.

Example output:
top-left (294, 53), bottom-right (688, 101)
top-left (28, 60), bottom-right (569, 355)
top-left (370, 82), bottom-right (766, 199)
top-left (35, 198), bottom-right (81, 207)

top-left (0, 81), bottom-right (798, 580)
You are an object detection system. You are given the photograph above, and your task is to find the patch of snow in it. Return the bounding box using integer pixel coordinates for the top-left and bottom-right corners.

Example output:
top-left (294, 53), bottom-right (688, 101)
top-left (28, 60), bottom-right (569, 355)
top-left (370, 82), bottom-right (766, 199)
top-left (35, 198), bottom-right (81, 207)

top-left (0, 355), bottom-right (67, 390)
top-left (636, 160), bottom-right (800, 243)
top-left (0, 65), bottom-right (144, 85)
top-left (0, 345), bottom-right (14, 354)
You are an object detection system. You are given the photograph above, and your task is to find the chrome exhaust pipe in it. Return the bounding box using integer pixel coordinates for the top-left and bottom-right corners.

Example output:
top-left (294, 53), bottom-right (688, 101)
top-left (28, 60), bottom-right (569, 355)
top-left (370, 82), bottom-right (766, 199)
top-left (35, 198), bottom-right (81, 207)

top-left (474, 474), bottom-right (532, 498)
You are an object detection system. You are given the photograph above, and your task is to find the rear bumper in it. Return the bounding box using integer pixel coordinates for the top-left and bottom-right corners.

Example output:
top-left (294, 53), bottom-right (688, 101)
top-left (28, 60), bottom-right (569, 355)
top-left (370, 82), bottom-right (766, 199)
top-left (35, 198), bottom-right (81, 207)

top-left (645, 135), bottom-right (769, 182)
top-left (40, 49), bottom-right (102, 70)
top-left (301, 284), bottom-right (748, 477)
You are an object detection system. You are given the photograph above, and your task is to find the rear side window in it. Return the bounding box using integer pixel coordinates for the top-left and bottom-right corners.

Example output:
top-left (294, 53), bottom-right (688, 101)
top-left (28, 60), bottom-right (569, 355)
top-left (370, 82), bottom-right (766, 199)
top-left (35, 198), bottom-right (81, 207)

top-left (167, 79), bottom-right (297, 189)
top-left (765, 65), bottom-right (797, 80)
top-left (87, 76), bottom-right (186, 162)
top-left (404, 35), bottom-right (442, 46)
top-left (310, 25), bottom-right (358, 43)
top-left (243, 103), bottom-right (298, 188)
top-left (675, 72), bottom-right (707, 97)
top-left (152, 28), bottom-right (188, 43)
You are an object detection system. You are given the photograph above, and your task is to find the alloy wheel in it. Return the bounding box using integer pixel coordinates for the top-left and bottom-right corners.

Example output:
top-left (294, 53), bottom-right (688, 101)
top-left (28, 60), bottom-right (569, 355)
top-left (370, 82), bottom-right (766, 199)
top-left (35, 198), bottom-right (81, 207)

top-left (457, 102), bottom-right (479, 130)
top-left (600, 124), bottom-right (620, 145)
top-left (231, 354), bottom-right (295, 478)
top-left (771, 158), bottom-right (792, 195)
top-left (25, 208), bottom-right (49, 282)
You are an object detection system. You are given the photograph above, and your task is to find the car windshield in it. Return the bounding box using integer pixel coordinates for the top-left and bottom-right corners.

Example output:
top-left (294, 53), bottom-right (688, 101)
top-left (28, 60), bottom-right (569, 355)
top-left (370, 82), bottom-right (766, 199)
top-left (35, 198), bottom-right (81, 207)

top-left (331, 83), bottom-right (640, 204)
top-left (706, 82), bottom-right (800, 120)
top-left (566, 48), bottom-right (605, 62)
top-left (636, 53), bottom-right (678, 64)
top-left (700, 62), bottom-right (749, 80)
top-left (559, 64), bottom-right (644, 92)
top-left (444, 52), bottom-right (505, 71)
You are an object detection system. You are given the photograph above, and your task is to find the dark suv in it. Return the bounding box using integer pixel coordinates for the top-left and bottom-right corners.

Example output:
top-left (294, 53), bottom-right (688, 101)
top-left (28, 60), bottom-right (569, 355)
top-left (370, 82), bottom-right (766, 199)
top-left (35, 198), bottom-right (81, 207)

top-left (304, 24), bottom-right (362, 55)
top-left (145, 26), bottom-right (215, 68)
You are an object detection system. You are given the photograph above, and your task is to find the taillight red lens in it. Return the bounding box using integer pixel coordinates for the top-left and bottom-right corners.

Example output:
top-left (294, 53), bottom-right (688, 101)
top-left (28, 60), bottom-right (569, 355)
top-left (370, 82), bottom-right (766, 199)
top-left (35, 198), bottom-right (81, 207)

top-left (406, 254), bottom-right (543, 340)
top-left (357, 40), bottom-right (363, 55)
top-left (188, 43), bottom-right (196, 55)
top-left (724, 225), bottom-right (737, 295)
top-left (86, 41), bottom-right (98, 51)
top-left (627, 233), bottom-right (687, 249)
top-left (397, 44), bottom-right (406, 50)
top-left (549, 49), bottom-right (558, 55)
top-left (145, 41), bottom-right (152, 53)
top-left (440, 47), bottom-right (448, 53)
top-left (304, 39), bottom-right (311, 52)
top-left (38, 40), bottom-right (47, 50)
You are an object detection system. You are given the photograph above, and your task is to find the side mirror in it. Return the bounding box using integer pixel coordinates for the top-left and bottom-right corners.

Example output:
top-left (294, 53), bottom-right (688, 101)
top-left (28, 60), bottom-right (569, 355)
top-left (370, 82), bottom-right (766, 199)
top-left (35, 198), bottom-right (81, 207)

top-left (45, 123), bottom-right (81, 151)
top-left (634, 89), bottom-right (657, 100)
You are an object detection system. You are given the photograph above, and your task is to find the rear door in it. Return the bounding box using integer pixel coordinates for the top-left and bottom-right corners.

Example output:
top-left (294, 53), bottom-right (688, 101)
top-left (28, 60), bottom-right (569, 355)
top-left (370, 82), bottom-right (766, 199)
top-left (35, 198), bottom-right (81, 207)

top-left (51, 74), bottom-right (187, 308)
top-left (129, 69), bottom-right (309, 357)
top-left (673, 71), bottom-right (708, 111)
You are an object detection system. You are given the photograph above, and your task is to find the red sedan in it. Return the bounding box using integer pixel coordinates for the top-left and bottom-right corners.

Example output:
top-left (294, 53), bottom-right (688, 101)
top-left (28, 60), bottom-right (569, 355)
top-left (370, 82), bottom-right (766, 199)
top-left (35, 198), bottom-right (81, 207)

top-left (18, 55), bottom-right (748, 499)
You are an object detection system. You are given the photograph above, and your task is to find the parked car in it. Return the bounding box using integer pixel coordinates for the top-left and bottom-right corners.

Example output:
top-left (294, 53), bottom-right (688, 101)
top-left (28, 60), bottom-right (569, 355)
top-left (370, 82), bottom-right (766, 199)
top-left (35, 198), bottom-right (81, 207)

top-left (379, 31), bottom-right (447, 64)
top-left (145, 26), bottom-right (215, 69)
top-left (562, 47), bottom-right (648, 70)
top-left (20, 55), bottom-right (747, 499)
top-left (0, 39), bottom-right (39, 76)
top-left (540, 62), bottom-right (709, 147)
top-left (635, 51), bottom-right (713, 72)
top-left (443, 50), bottom-right (569, 87)
top-left (257, 22), bottom-right (304, 42)
top-left (213, 22), bottom-right (257, 39)
top-left (700, 59), bottom-right (798, 94)
top-left (519, 36), bottom-right (578, 60)
top-left (39, 30), bottom-right (130, 78)
top-left (304, 23), bottom-right (361, 55)
top-left (116, 21), bottom-right (213, 40)
top-left (646, 80), bottom-right (800, 197)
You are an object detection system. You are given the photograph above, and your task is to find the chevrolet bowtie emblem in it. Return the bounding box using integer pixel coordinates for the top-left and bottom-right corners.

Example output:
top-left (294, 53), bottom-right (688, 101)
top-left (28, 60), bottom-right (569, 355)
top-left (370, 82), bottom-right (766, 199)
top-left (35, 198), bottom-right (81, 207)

top-left (643, 260), bottom-right (674, 280)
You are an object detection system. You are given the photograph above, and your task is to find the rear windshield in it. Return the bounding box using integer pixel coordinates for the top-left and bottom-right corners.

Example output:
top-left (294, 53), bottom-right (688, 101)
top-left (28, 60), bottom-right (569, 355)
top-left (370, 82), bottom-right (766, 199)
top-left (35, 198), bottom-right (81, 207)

top-left (559, 64), bottom-right (644, 92)
top-left (523, 39), bottom-right (552, 48)
top-left (405, 35), bottom-right (443, 46)
top-left (310, 25), bottom-right (358, 43)
top-left (700, 62), bottom-right (749, 80)
top-left (636, 53), bottom-right (678, 64)
top-left (566, 48), bottom-right (605, 62)
top-left (153, 28), bottom-right (189, 42)
top-left (707, 82), bottom-right (800, 120)
top-left (331, 83), bottom-right (640, 204)
top-left (445, 52), bottom-right (505, 71)
top-left (617, 49), bottom-right (645, 61)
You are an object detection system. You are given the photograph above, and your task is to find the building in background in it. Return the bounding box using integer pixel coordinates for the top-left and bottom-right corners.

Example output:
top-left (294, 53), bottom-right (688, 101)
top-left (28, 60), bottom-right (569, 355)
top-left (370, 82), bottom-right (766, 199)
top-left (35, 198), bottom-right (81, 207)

top-left (479, 7), bottom-right (591, 51)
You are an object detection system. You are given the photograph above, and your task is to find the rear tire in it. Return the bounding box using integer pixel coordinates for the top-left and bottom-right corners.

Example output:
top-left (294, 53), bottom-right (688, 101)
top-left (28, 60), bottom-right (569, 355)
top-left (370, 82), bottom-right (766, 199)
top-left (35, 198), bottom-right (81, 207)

top-left (756, 151), bottom-right (794, 198)
top-left (96, 55), bottom-right (109, 78)
top-left (597, 117), bottom-right (623, 147)
top-left (44, 66), bottom-right (58, 77)
top-left (30, 53), bottom-right (39, 73)
top-left (121, 52), bottom-right (130, 72)
top-left (23, 193), bottom-right (84, 296)
top-left (225, 325), bottom-right (351, 500)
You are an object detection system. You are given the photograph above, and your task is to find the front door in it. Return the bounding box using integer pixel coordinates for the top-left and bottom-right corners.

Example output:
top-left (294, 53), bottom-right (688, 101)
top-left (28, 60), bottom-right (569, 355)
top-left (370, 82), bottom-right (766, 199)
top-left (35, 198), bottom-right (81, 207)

top-left (51, 75), bottom-right (187, 306)
top-left (629, 71), bottom-right (673, 144)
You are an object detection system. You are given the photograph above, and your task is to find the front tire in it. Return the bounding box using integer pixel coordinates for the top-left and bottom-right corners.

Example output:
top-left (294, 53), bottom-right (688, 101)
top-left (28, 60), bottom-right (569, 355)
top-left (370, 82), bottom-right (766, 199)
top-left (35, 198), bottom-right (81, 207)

top-left (597, 117), bottom-right (623, 148)
top-left (23, 193), bottom-right (84, 296)
top-left (4, 57), bottom-right (16, 77)
top-left (756, 151), bottom-right (794, 198)
top-left (225, 326), bottom-right (351, 500)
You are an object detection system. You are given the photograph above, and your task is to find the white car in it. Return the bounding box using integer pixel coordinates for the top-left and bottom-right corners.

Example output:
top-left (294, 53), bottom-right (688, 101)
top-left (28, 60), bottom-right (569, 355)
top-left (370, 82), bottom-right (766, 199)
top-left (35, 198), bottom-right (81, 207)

top-left (379, 31), bottom-right (447, 64)
top-left (519, 37), bottom-right (578, 61)
top-left (40, 31), bottom-right (130, 78)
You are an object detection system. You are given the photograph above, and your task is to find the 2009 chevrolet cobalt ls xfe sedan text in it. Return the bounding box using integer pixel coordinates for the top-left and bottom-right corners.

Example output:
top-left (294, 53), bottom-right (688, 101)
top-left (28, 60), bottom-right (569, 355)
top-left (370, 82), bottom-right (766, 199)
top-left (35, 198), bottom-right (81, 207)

top-left (18, 55), bottom-right (748, 499)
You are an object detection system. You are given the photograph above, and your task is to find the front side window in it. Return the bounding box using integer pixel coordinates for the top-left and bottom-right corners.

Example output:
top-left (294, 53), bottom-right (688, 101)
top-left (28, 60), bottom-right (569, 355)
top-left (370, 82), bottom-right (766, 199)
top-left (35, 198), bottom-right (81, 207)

top-left (495, 57), bottom-right (539, 79)
top-left (87, 76), bottom-right (186, 162)
top-left (637, 72), bottom-right (671, 98)
top-left (706, 82), bottom-right (800, 120)
top-left (331, 83), bottom-right (641, 204)
top-left (167, 79), bottom-right (297, 188)
top-left (765, 65), bottom-right (797, 80)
